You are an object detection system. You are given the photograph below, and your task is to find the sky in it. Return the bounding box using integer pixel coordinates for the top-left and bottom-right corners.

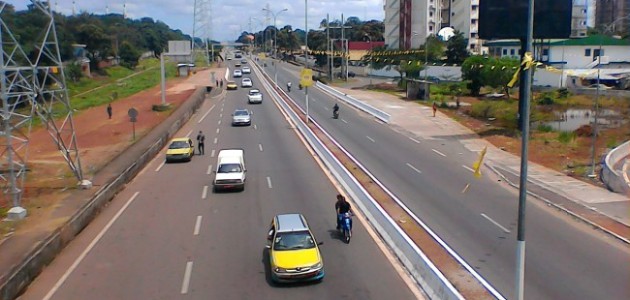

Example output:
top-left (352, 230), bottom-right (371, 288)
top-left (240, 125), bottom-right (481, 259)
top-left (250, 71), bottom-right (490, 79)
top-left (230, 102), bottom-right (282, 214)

top-left (10, 0), bottom-right (385, 41)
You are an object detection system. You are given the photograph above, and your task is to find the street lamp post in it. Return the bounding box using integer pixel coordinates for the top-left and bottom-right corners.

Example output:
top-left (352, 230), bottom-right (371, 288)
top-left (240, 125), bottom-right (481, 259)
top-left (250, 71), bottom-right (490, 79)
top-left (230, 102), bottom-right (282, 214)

top-left (262, 7), bottom-right (288, 83)
top-left (305, 0), bottom-right (309, 123)
top-left (364, 34), bottom-right (373, 86)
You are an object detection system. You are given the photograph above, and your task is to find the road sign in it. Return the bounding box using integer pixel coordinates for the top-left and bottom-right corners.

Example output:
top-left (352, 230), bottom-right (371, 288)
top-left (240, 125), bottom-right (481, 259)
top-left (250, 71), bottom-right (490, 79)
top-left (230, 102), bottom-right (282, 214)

top-left (300, 68), bottom-right (313, 87)
top-left (128, 108), bottom-right (138, 122)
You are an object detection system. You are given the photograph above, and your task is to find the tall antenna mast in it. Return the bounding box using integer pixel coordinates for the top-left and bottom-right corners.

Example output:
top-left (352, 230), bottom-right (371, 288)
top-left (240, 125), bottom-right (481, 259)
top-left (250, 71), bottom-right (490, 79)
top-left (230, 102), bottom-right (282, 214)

top-left (0, 1), bottom-right (87, 219)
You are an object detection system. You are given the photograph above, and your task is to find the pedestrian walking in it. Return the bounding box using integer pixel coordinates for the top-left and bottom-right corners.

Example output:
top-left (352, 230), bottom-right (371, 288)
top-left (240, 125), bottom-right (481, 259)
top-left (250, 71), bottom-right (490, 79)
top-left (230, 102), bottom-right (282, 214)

top-left (196, 130), bottom-right (205, 155)
top-left (432, 102), bottom-right (437, 117)
top-left (106, 103), bottom-right (112, 119)
top-left (216, 79), bottom-right (219, 87)
top-left (220, 79), bottom-right (224, 88)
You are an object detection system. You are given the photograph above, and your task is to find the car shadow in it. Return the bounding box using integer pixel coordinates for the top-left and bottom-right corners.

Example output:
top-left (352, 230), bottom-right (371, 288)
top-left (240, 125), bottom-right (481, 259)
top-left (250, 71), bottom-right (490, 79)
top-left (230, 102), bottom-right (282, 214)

top-left (327, 229), bottom-right (345, 243)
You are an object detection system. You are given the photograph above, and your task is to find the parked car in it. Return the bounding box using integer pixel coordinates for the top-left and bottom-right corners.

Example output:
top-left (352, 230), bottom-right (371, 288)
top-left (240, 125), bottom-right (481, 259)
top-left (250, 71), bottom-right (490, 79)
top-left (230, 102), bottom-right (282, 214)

top-left (165, 138), bottom-right (194, 162)
top-left (241, 77), bottom-right (253, 87)
top-left (248, 89), bottom-right (263, 104)
top-left (231, 109), bottom-right (251, 126)
top-left (266, 213), bottom-right (324, 283)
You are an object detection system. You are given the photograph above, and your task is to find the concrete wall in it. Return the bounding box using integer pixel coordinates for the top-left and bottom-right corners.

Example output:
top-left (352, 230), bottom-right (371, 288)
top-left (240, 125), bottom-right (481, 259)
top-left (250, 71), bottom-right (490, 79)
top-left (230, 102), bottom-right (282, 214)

top-left (602, 141), bottom-right (630, 195)
top-left (0, 87), bottom-right (211, 300)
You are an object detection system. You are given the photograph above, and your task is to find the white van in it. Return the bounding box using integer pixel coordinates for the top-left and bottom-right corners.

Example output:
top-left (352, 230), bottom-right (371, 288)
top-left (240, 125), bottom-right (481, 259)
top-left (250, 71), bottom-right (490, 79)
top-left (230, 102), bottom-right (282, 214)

top-left (213, 149), bottom-right (246, 191)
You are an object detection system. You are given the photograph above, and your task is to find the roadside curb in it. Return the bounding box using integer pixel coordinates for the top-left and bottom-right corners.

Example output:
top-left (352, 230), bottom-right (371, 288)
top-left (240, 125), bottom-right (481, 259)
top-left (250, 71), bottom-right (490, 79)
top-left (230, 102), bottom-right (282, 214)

top-left (486, 163), bottom-right (630, 245)
top-left (0, 87), bottom-right (217, 300)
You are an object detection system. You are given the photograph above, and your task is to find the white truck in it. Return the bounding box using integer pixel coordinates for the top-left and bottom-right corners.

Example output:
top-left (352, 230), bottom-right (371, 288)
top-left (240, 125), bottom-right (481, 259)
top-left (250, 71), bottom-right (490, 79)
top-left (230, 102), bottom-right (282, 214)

top-left (213, 149), bottom-right (246, 192)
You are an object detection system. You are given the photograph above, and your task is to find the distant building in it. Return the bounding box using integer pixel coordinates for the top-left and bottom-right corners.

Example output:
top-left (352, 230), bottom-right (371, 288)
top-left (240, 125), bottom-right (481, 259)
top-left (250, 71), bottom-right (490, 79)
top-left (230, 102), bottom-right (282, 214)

top-left (595, 0), bottom-right (630, 35)
top-left (71, 43), bottom-right (91, 77)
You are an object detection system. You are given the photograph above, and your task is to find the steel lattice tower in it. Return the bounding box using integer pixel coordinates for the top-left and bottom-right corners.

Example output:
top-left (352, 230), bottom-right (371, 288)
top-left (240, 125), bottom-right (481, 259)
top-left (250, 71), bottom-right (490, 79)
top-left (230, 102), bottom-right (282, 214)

top-left (193, 0), bottom-right (212, 65)
top-left (1, 1), bottom-right (85, 218)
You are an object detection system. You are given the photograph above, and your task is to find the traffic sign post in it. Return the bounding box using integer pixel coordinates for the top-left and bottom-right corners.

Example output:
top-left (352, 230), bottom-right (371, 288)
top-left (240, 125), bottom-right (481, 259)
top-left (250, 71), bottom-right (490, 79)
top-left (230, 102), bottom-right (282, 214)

top-left (128, 108), bottom-right (138, 141)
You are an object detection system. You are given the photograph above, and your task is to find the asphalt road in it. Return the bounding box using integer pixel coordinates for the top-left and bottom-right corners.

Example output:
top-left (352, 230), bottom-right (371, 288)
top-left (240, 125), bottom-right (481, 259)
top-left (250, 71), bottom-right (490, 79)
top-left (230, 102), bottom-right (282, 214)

top-left (265, 61), bottom-right (630, 299)
top-left (18, 60), bottom-right (417, 300)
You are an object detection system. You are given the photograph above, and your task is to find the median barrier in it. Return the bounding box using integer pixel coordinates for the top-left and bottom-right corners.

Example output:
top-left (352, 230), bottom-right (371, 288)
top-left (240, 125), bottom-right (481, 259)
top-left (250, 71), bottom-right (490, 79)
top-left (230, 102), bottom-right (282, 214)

top-left (601, 140), bottom-right (630, 195)
top-left (315, 81), bottom-right (391, 123)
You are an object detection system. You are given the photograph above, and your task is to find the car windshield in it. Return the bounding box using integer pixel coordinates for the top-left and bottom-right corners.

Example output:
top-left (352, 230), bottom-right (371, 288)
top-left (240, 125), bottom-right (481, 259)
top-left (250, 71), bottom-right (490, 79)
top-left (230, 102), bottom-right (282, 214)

top-left (217, 163), bottom-right (242, 173)
top-left (169, 141), bottom-right (189, 149)
top-left (273, 231), bottom-right (316, 251)
top-left (249, 90), bottom-right (259, 95)
top-left (234, 110), bottom-right (249, 116)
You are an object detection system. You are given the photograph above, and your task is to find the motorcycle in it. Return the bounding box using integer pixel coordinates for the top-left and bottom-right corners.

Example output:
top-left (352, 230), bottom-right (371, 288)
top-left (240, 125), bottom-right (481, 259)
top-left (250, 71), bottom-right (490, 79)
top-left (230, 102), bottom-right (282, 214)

top-left (299, 83), bottom-right (303, 90)
top-left (333, 110), bottom-right (339, 119)
top-left (287, 84), bottom-right (291, 92)
top-left (339, 212), bottom-right (352, 243)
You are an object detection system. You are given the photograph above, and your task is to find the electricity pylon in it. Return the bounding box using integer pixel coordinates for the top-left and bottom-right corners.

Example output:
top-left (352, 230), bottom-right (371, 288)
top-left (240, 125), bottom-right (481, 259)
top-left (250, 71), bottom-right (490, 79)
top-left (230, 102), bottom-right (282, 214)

top-left (193, 0), bottom-right (212, 65)
top-left (0, 1), bottom-right (87, 219)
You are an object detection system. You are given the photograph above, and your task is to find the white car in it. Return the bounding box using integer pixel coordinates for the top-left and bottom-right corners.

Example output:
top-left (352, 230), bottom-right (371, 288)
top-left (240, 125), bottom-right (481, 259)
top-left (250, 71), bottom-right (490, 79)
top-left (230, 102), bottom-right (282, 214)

top-left (233, 69), bottom-right (242, 78)
top-left (242, 66), bottom-right (251, 74)
top-left (248, 89), bottom-right (263, 104)
top-left (241, 78), bottom-right (253, 87)
top-left (232, 109), bottom-right (252, 126)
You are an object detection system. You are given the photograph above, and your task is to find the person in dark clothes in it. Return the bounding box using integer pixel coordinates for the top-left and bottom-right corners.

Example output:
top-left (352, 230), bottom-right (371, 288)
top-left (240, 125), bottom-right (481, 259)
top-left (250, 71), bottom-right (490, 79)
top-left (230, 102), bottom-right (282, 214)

top-left (106, 103), bottom-right (112, 119)
top-left (196, 130), bottom-right (205, 155)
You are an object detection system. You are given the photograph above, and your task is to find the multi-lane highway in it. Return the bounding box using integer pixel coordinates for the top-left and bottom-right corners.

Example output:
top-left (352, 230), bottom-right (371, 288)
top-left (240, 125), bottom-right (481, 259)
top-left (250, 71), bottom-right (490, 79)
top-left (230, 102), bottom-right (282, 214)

top-left (264, 60), bottom-right (630, 299)
top-left (18, 58), bottom-right (419, 300)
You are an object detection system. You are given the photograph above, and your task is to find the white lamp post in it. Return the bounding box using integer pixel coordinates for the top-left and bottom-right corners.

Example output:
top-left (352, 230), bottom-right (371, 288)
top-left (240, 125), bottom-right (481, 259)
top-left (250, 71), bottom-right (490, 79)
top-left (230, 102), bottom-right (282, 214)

top-left (262, 7), bottom-right (288, 83)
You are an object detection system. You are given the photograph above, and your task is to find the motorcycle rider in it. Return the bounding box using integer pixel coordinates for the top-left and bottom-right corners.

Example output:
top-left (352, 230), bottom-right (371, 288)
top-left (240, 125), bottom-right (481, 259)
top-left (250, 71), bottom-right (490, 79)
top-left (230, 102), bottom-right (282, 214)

top-left (287, 81), bottom-right (292, 92)
top-left (333, 103), bottom-right (339, 118)
top-left (335, 194), bottom-right (352, 230)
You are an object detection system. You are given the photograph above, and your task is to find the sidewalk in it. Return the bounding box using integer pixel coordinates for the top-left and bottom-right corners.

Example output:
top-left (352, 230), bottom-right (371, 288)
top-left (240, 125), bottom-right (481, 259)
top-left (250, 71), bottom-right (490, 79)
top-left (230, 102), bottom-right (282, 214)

top-left (328, 82), bottom-right (630, 242)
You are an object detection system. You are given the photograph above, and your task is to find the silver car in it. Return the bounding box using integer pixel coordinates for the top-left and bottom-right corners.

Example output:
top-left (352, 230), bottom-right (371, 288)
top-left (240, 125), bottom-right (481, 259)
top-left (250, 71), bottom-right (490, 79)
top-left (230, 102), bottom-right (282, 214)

top-left (241, 78), bottom-right (253, 87)
top-left (242, 66), bottom-right (251, 74)
top-left (233, 69), bottom-right (242, 78)
top-left (231, 109), bottom-right (252, 126)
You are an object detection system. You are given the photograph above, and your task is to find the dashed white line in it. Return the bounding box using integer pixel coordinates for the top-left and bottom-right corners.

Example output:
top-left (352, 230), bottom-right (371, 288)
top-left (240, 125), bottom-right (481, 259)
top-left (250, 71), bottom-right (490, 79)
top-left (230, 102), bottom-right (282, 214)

top-left (259, 144), bottom-right (263, 152)
top-left (155, 161), bottom-right (165, 172)
top-left (218, 120), bottom-right (222, 125)
top-left (213, 138), bottom-right (218, 144)
top-left (323, 106), bottom-right (329, 111)
top-left (220, 113), bottom-right (223, 118)
top-left (341, 119), bottom-right (348, 124)
top-left (193, 216), bottom-right (202, 235)
top-left (481, 213), bottom-right (511, 234)
top-left (181, 261), bottom-right (194, 294)
top-left (432, 149), bottom-right (446, 157)
top-left (198, 104), bottom-right (216, 123)
top-left (206, 164), bottom-right (213, 175)
top-left (43, 192), bottom-right (141, 300)
top-left (409, 137), bottom-right (421, 143)
top-left (211, 150), bottom-right (216, 157)
top-left (267, 176), bottom-right (273, 189)
top-left (406, 163), bottom-right (422, 174)
top-left (216, 128), bottom-right (220, 134)
top-left (462, 165), bottom-right (475, 173)
top-left (366, 136), bottom-right (375, 143)
top-left (254, 124), bottom-right (258, 130)
top-left (201, 185), bottom-right (208, 199)
top-left (185, 129), bottom-right (193, 138)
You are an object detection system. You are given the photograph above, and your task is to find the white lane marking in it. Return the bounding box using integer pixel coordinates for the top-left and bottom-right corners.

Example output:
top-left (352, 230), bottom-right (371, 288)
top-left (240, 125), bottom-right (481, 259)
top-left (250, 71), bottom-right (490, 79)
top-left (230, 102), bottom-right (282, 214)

top-left (201, 185), bottom-right (208, 199)
top-left (432, 149), bottom-right (446, 157)
top-left (218, 120), bottom-right (222, 125)
top-left (198, 104), bottom-right (216, 123)
top-left (259, 144), bottom-right (263, 152)
top-left (220, 113), bottom-right (223, 118)
top-left (181, 261), bottom-right (194, 294)
top-left (210, 149), bottom-right (216, 157)
top-left (266, 177), bottom-right (273, 189)
top-left (323, 106), bottom-right (329, 111)
top-left (213, 138), bottom-right (218, 144)
top-left (462, 165), bottom-right (475, 173)
top-left (155, 161), bottom-right (165, 172)
top-left (481, 213), bottom-right (511, 234)
top-left (254, 124), bottom-right (258, 130)
top-left (43, 192), bottom-right (141, 300)
top-left (193, 216), bottom-right (202, 236)
top-left (406, 163), bottom-right (422, 174)
top-left (206, 164), bottom-right (213, 175)
top-left (185, 129), bottom-right (193, 138)
top-left (216, 128), bottom-right (220, 134)
top-left (341, 119), bottom-right (348, 124)
top-left (366, 136), bottom-right (375, 143)
top-left (409, 137), bottom-right (421, 143)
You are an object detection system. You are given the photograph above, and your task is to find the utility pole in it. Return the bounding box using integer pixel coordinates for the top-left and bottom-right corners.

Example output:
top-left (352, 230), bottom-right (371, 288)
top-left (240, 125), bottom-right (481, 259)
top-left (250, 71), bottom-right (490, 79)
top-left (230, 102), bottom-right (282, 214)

top-left (327, 15), bottom-right (352, 81)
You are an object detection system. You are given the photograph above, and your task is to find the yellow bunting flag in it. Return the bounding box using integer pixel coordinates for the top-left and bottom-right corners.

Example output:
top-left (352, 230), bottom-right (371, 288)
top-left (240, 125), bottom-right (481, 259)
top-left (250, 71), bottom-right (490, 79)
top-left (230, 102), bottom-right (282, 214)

top-left (473, 146), bottom-right (487, 178)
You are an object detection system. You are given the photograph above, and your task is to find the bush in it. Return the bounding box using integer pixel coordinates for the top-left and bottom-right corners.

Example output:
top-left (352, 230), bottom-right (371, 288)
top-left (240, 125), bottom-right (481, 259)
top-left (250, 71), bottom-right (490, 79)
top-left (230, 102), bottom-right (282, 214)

top-left (557, 88), bottom-right (570, 99)
top-left (557, 131), bottom-right (576, 144)
top-left (537, 124), bottom-right (554, 132)
top-left (537, 91), bottom-right (556, 105)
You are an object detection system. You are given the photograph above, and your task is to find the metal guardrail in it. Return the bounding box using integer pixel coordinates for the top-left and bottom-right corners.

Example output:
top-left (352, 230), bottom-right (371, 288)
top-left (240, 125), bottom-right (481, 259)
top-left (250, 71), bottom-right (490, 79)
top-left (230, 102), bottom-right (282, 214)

top-left (253, 60), bottom-right (503, 299)
top-left (315, 81), bottom-right (391, 123)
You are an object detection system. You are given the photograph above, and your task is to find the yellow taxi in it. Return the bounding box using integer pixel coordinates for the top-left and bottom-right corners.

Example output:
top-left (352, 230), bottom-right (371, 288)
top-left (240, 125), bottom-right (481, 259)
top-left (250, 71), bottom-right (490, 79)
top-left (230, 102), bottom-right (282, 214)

top-left (226, 81), bottom-right (238, 90)
top-left (266, 213), bottom-right (324, 283)
top-left (165, 137), bottom-right (194, 162)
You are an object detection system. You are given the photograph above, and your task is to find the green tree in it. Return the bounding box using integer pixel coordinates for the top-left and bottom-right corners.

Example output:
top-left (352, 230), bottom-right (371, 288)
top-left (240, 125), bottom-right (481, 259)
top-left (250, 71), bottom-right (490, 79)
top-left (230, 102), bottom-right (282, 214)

top-left (461, 56), bottom-right (487, 96)
top-left (445, 30), bottom-right (469, 64)
top-left (118, 41), bottom-right (140, 69)
top-left (65, 61), bottom-right (83, 83)
top-left (75, 23), bottom-right (111, 70)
